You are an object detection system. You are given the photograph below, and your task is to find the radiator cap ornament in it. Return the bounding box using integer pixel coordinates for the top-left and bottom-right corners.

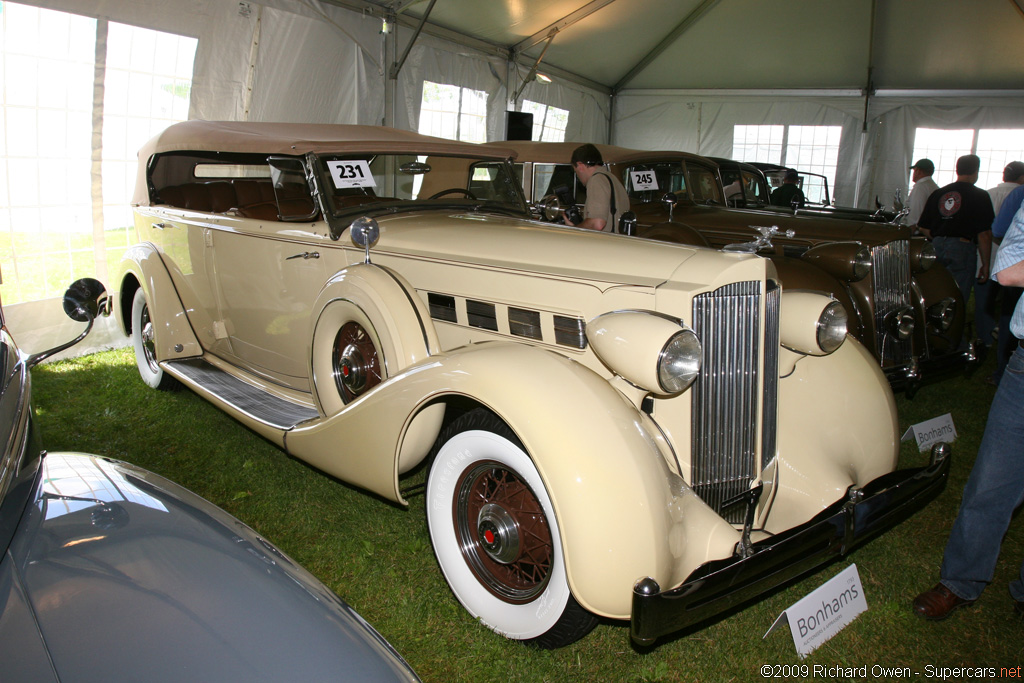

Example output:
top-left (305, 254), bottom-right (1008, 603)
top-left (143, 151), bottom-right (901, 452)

top-left (724, 225), bottom-right (795, 254)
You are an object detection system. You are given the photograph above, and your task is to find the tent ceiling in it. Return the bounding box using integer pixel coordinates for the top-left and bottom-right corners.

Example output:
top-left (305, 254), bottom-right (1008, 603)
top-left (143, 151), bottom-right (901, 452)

top-left (325, 0), bottom-right (1024, 94)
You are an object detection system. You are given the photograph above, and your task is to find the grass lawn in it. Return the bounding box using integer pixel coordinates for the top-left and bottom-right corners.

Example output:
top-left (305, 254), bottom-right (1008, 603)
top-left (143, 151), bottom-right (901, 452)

top-left (31, 346), bottom-right (1023, 682)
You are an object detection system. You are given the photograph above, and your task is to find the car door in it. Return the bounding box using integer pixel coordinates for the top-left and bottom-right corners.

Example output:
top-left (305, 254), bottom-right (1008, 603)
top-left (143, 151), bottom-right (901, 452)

top-left (207, 159), bottom-right (329, 389)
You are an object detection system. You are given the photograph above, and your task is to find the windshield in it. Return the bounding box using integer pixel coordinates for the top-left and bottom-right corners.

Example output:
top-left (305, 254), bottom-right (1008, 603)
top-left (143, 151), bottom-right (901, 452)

top-left (622, 161), bottom-right (724, 205)
top-left (315, 153), bottom-right (528, 219)
top-left (722, 168), bottom-right (770, 206)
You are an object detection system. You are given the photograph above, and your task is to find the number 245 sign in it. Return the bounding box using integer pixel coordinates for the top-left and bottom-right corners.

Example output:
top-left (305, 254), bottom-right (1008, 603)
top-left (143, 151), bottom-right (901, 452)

top-left (328, 160), bottom-right (376, 189)
top-left (630, 170), bottom-right (659, 191)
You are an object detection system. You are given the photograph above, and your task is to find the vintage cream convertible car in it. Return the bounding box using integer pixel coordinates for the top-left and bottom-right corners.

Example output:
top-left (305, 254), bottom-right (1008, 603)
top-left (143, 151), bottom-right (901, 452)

top-left (116, 121), bottom-right (948, 648)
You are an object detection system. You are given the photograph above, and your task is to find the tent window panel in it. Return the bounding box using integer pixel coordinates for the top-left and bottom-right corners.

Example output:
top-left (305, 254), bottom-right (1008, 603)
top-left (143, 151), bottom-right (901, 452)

top-left (0, 2), bottom-right (96, 305)
top-left (733, 125), bottom-right (783, 164)
top-left (419, 81), bottom-right (488, 143)
top-left (976, 129), bottom-right (1024, 191)
top-left (786, 125), bottom-right (842, 206)
top-left (910, 128), bottom-right (974, 185)
top-left (102, 21), bottom-right (198, 245)
top-left (522, 100), bottom-right (569, 142)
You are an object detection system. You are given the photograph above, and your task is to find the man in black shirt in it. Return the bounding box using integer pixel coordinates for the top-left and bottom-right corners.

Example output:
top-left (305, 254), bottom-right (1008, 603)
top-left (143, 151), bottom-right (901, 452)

top-left (918, 154), bottom-right (994, 306)
top-left (769, 169), bottom-right (805, 209)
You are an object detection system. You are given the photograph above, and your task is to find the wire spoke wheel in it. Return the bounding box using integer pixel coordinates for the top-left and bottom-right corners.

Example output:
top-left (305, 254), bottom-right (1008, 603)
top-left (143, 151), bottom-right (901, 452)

top-left (455, 461), bottom-right (552, 603)
top-left (332, 321), bottom-right (382, 403)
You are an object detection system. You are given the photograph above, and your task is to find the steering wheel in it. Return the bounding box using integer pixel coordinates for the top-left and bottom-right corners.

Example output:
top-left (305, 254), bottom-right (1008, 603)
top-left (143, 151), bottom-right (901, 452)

top-left (428, 188), bottom-right (477, 200)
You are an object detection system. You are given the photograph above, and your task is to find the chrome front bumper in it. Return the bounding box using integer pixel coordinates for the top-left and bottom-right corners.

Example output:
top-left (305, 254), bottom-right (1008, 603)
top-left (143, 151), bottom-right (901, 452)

top-left (630, 443), bottom-right (951, 646)
top-left (884, 343), bottom-right (979, 394)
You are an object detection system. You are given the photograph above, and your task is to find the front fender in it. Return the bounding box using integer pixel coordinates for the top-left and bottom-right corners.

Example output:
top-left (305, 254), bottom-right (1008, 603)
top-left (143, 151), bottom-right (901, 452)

top-left (117, 243), bottom-right (201, 361)
top-left (283, 342), bottom-right (703, 619)
top-left (770, 335), bottom-right (899, 531)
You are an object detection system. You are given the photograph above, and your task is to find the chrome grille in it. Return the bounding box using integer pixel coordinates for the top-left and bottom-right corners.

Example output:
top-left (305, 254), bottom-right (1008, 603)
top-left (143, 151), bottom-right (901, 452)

top-left (691, 280), bottom-right (780, 524)
top-left (871, 240), bottom-right (912, 364)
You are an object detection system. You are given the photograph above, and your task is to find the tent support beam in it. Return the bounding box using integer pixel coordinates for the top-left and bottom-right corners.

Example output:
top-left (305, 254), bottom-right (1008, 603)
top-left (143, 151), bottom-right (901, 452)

top-left (510, 33), bottom-right (556, 105)
top-left (389, 0), bottom-right (437, 79)
top-left (513, 0), bottom-right (621, 54)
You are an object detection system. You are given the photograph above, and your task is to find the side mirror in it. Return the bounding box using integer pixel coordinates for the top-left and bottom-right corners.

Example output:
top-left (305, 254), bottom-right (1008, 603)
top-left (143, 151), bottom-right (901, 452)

top-left (618, 211), bottom-right (637, 236)
top-left (63, 277), bottom-right (110, 323)
top-left (349, 216), bottom-right (380, 264)
top-left (28, 278), bottom-right (109, 367)
top-left (661, 192), bottom-right (678, 221)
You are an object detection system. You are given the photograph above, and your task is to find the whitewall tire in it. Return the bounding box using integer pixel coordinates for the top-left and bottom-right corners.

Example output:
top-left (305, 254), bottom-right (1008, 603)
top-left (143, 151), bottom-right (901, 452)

top-left (426, 409), bottom-right (597, 648)
top-left (130, 288), bottom-right (180, 391)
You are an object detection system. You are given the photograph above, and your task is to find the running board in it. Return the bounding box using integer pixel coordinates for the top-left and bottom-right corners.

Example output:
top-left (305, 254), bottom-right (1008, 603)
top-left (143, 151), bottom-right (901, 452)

top-left (165, 358), bottom-right (319, 430)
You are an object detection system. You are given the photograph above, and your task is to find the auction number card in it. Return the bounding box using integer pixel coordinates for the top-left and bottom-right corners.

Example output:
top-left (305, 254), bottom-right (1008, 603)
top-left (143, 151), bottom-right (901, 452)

top-left (630, 170), bottom-right (659, 191)
top-left (328, 160), bottom-right (376, 189)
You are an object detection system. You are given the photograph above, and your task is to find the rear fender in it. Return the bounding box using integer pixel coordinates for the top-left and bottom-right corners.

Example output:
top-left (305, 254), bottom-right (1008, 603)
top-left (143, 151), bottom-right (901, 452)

top-left (117, 244), bottom-right (201, 361)
top-left (284, 342), bottom-right (737, 619)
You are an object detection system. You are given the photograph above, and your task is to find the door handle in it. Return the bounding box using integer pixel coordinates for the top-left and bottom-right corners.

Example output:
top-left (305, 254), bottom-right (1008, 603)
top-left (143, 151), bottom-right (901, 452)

top-left (286, 251), bottom-right (320, 260)
top-left (153, 223), bottom-right (170, 230)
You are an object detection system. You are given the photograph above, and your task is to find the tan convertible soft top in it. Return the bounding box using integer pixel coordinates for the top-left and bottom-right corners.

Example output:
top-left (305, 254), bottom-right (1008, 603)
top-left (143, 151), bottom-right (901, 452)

top-left (133, 120), bottom-right (518, 206)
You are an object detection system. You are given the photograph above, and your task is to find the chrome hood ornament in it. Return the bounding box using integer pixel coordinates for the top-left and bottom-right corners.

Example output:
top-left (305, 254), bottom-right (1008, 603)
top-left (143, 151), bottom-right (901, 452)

top-left (723, 225), bottom-right (795, 254)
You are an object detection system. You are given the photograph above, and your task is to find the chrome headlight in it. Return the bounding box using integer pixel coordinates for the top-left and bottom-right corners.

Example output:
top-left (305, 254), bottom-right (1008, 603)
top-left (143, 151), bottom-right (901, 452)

top-left (885, 307), bottom-right (916, 340)
top-left (817, 300), bottom-right (849, 353)
top-left (587, 311), bottom-right (702, 395)
top-left (801, 242), bottom-right (872, 282)
top-left (851, 246), bottom-right (872, 280)
top-left (779, 291), bottom-right (848, 355)
top-left (927, 297), bottom-right (956, 331)
top-left (910, 238), bottom-right (937, 273)
top-left (658, 330), bottom-right (702, 393)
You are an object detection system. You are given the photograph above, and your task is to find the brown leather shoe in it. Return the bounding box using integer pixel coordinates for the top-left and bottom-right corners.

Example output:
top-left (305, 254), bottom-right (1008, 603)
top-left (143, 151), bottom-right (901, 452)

top-left (913, 583), bottom-right (975, 620)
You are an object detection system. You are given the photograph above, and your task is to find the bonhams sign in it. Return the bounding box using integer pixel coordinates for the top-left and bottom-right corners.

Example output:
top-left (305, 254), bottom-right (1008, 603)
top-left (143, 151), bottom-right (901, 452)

top-left (764, 564), bottom-right (868, 657)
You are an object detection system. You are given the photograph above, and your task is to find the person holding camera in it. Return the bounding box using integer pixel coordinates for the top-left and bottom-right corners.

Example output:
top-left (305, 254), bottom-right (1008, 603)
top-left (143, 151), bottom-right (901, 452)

top-left (564, 143), bottom-right (629, 232)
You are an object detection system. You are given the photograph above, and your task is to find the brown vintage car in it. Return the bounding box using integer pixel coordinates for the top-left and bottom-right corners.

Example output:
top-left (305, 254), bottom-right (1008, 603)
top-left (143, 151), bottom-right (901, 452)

top-left (712, 158), bottom-right (902, 223)
top-left (497, 141), bottom-right (976, 393)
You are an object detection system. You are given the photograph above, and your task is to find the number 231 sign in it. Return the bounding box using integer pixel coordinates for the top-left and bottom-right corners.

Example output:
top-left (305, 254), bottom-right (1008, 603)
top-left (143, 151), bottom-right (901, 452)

top-left (328, 160), bottom-right (376, 189)
top-left (630, 170), bottom-right (659, 191)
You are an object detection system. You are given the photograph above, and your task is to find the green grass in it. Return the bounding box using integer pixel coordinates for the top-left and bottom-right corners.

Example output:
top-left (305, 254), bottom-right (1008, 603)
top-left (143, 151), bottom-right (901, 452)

top-left (31, 347), bottom-right (1024, 682)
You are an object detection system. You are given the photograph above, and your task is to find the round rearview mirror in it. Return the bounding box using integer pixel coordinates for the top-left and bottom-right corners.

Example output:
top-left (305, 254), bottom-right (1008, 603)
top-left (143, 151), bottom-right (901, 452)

top-left (349, 216), bottom-right (380, 250)
top-left (62, 278), bottom-right (109, 323)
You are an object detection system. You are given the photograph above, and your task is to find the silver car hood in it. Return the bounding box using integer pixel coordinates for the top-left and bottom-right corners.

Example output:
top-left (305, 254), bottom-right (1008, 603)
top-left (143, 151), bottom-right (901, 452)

top-left (1, 452), bottom-right (418, 683)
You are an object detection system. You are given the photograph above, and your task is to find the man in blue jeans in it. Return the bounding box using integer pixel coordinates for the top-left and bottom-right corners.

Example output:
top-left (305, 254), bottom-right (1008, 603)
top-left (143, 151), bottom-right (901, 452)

top-left (917, 154), bottom-right (994, 308)
top-left (913, 192), bottom-right (1024, 620)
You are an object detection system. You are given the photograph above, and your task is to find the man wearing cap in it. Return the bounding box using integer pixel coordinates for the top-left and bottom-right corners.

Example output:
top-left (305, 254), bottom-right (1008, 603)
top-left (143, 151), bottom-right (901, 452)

top-left (565, 143), bottom-right (629, 232)
top-left (917, 154), bottom-right (995, 306)
top-left (907, 158), bottom-right (938, 232)
top-left (769, 169), bottom-right (805, 208)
